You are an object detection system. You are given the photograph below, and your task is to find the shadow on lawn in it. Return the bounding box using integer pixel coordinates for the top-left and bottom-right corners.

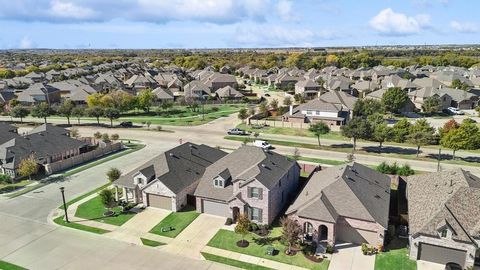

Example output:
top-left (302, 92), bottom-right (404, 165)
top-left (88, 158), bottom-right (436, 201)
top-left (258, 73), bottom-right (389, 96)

top-left (362, 146), bottom-right (418, 155)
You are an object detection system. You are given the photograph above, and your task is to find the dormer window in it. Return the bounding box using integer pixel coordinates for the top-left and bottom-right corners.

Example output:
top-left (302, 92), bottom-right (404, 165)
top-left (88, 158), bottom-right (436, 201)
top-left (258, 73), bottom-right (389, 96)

top-left (441, 229), bottom-right (448, 238)
top-left (214, 177), bottom-right (224, 188)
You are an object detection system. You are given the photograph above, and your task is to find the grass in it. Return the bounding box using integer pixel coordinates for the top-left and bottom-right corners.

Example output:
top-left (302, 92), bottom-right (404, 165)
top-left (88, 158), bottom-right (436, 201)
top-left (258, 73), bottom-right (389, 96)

top-left (289, 155), bottom-right (346, 166)
top-left (75, 195), bottom-right (136, 226)
top-left (53, 215), bottom-right (110, 234)
top-left (207, 229), bottom-right (329, 270)
top-left (202, 252), bottom-right (275, 270)
top-left (140, 238), bottom-right (166, 247)
top-left (238, 123), bottom-right (346, 141)
top-left (0, 180), bottom-right (34, 194)
top-left (0, 261), bottom-right (27, 270)
top-left (375, 239), bottom-right (417, 270)
top-left (149, 206), bottom-right (200, 238)
top-left (60, 182), bottom-right (112, 210)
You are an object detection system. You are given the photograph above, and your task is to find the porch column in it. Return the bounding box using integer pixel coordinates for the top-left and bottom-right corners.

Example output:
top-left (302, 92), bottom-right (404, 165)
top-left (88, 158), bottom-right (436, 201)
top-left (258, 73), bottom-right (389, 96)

top-left (132, 189), bottom-right (137, 203)
top-left (123, 187), bottom-right (128, 201)
top-left (114, 186), bottom-right (119, 201)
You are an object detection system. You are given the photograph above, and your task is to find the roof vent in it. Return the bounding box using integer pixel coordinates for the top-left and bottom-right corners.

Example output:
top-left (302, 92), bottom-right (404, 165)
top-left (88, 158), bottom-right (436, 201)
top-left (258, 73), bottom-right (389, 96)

top-left (169, 152), bottom-right (174, 157)
top-left (374, 194), bottom-right (381, 199)
top-left (261, 164), bottom-right (266, 168)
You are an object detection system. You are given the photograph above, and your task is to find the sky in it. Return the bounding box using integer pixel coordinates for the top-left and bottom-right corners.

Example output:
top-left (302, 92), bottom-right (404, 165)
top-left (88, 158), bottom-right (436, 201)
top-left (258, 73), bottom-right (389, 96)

top-left (0, 0), bottom-right (478, 49)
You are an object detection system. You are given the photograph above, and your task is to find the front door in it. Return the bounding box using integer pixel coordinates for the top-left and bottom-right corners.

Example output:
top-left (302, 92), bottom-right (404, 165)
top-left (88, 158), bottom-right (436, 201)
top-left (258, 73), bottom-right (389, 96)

top-left (232, 207), bottom-right (240, 223)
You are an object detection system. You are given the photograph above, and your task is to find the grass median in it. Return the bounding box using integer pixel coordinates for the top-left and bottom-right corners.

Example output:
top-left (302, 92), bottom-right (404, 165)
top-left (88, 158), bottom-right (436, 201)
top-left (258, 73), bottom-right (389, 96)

top-left (202, 252), bottom-right (275, 270)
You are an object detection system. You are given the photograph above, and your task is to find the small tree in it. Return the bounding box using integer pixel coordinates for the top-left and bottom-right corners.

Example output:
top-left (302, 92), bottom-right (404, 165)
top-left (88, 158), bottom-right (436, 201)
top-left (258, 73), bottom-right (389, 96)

top-left (248, 107), bottom-right (256, 117)
top-left (422, 96), bottom-right (441, 114)
top-left (56, 99), bottom-right (75, 125)
top-left (86, 106), bottom-right (104, 124)
top-left (292, 147), bottom-right (300, 160)
top-left (99, 189), bottom-right (116, 216)
top-left (145, 121), bottom-right (151, 130)
top-left (31, 102), bottom-right (52, 124)
top-left (258, 101), bottom-right (269, 119)
top-left (407, 131), bottom-right (433, 157)
top-left (283, 96), bottom-right (292, 107)
top-left (93, 131), bottom-right (102, 139)
top-left (270, 99), bottom-right (279, 111)
top-left (0, 174), bottom-right (12, 184)
top-left (235, 214), bottom-right (250, 247)
top-left (341, 117), bottom-right (370, 151)
top-left (382, 87), bottom-right (408, 114)
top-left (372, 122), bottom-right (392, 149)
top-left (238, 108), bottom-right (248, 123)
top-left (280, 216), bottom-right (302, 255)
top-left (136, 89), bottom-right (155, 112)
top-left (70, 127), bottom-right (80, 138)
top-left (103, 107), bottom-right (120, 127)
top-left (101, 133), bottom-right (111, 143)
top-left (10, 106), bottom-right (29, 123)
top-left (18, 155), bottom-right (39, 180)
top-left (106, 167), bottom-right (121, 182)
top-left (71, 106), bottom-right (84, 124)
top-left (309, 122), bottom-right (330, 146)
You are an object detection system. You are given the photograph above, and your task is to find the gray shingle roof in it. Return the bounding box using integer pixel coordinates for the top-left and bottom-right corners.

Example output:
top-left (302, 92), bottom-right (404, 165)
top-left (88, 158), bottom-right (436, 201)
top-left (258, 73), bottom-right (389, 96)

top-left (407, 169), bottom-right (480, 242)
top-left (287, 163), bottom-right (391, 228)
top-left (115, 143), bottom-right (226, 193)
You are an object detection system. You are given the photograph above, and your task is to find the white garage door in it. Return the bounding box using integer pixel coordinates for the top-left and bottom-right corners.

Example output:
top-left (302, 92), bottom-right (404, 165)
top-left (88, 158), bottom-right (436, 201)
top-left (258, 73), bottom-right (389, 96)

top-left (418, 243), bottom-right (466, 267)
top-left (147, 194), bottom-right (171, 210)
top-left (336, 223), bottom-right (378, 245)
top-left (202, 200), bottom-right (229, 217)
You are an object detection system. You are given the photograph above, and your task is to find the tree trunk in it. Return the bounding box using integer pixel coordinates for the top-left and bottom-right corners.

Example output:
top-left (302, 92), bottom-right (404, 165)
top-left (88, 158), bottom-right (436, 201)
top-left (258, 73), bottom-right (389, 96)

top-left (110, 119), bottom-right (113, 127)
top-left (353, 138), bottom-right (357, 152)
top-left (97, 117), bottom-right (100, 124)
top-left (416, 146), bottom-right (420, 157)
top-left (379, 141), bottom-right (383, 150)
top-left (67, 117), bottom-right (70, 125)
top-left (77, 118), bottom-right (80, 124)
top-left (452, 149), bottom-right (456, 160)
top-left (44, 117), bottom-right (47, 124)
top-left (317, 136), bottom-right (321, 147)
top-left (20, 117), bottom-right (23, 123)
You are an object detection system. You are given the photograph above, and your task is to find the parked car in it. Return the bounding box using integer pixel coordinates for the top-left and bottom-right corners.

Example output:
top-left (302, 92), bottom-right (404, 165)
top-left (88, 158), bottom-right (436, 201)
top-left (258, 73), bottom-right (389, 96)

top-left (120, 121), bottom-right (133, 127)
top-left (254, 140), bottom-right (273, 149)
top-left (446, 107), bottom-right (465, 115)
top-left (444, 262), bottom-right (462, 270)
top-left (227, 128), bottom-right (248, 135)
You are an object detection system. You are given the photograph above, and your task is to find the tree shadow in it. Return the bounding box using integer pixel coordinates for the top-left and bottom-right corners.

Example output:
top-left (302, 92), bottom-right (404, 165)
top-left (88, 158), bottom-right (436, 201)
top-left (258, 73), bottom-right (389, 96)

top-left (329, 143), bottom-right (353, 149)
top-left (362, 146), bottom-right (418, 155)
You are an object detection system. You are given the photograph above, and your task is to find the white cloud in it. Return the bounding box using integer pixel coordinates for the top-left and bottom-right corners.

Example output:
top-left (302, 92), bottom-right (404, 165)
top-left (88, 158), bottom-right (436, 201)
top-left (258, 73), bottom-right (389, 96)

top-left (450, 20), bottom-right (478, 33)
top-left (0, 0), bottom-right (270, 24)
top-left (19, 36), bottom-right (33, 49)
top-left (369, 8), bottom-right (431, 36)
top-left (277, 0), bottom-right (295, 21)
top-left (48, 0), bottom-right (96, 19)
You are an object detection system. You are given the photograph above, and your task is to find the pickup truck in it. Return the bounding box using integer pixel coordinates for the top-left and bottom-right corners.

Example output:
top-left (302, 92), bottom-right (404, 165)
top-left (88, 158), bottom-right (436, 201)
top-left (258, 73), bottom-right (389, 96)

top-left (227, 128), bottom-right (249, 135)
top-left (254, 140), bottom-right (273, 149)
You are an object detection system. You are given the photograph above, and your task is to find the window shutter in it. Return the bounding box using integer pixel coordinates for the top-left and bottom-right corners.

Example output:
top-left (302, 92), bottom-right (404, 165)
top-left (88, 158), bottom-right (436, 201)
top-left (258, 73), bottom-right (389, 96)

top-left (247, 187), bottom-right (252, 198)
top-left (258, 209), bottom-right (263, 223)
top-left (258, 188), bottom-right (263, 200)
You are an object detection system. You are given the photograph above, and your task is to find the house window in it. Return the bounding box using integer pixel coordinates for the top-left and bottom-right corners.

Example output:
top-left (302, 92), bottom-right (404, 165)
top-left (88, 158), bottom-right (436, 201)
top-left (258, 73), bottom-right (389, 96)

top-left (248, 207), bottom-right (262, 222)
top-left (441, 229), bottom-right (448, 238)
top-left (214, 178), bottom-right (224, 188)
top-left (250, 187), bottom-right (261, 199)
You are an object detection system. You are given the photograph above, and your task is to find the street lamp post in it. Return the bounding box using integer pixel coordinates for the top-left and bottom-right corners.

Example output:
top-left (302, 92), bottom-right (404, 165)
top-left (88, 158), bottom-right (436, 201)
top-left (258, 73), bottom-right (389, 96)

top-left (60, 187), bottom-right (69, 223)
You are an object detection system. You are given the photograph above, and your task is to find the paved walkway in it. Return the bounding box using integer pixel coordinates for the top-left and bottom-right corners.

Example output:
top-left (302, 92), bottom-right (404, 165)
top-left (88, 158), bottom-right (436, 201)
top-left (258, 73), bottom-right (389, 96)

top-left (202, 246), bottom-right (309, 270)
top-left (328, 245), bottom-right (375, 270)
top-left (106, 208), bottom-right (172, 245)
top-left (162, 214), bottom-right (226, 260)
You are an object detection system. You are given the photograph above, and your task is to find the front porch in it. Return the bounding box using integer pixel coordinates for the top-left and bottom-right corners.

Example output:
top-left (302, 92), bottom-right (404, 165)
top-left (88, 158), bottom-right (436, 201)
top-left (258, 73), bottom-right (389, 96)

top-left (115, 185), bottom-right (143, 205)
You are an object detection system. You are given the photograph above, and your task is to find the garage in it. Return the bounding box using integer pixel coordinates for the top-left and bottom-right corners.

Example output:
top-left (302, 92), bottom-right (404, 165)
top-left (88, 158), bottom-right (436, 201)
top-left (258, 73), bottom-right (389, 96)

top-left (336, 223), bottom-right (378, 245)
top-left (147, 194), bottom-right (172, 210)
top-left (202, 199), bottom-right (229, 217)
top-left (418, 243), bottom-right (466, 267)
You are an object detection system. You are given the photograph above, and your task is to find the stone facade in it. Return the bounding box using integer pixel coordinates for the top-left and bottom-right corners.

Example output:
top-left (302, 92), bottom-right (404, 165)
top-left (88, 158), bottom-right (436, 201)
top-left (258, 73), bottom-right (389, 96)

top-left (409, 235), bottom-right (478, 268)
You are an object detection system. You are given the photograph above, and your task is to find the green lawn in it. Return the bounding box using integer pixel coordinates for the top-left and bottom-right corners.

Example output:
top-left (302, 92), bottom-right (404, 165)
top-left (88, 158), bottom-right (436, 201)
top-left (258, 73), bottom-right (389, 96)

top-left (140, 238), bottom-right (166, 247)
top-left (238, 123), bottom-right (346, 141)
top-left (375, 239), bottom-right (417, 270)
top-left (207, 229), bottom-right (329, 270)
top-left (53, 215), bottom-right (110, 234)
top-left (289, 155), bottom-right (346, 166)
top-left (60, 182), bottom-right (112, 210)
top-left (75, 195), bottom-right (136, 226)
top-left (0, 260), bottom-right (27, 270)
top-left (202, 252), bottom-right (275, 270)
top-left (149, 207), bottom-right (200, 238)
top-left (0, 180), bottom-right (34, 194)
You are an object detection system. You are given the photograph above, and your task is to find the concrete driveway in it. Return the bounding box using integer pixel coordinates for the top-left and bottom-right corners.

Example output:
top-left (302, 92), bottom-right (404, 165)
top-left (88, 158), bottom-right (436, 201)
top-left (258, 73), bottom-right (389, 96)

top-left (329, 244), bottom-right (375, 270)
top-left (162, 214), bottom-right (226, 260)
top-left (417, 260), bottom-right (445, 270)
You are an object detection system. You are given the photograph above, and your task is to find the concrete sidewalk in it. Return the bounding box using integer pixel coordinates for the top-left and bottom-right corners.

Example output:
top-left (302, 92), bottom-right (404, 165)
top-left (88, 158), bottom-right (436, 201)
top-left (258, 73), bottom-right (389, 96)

top-left (202, 246), bottom-right (310, 270)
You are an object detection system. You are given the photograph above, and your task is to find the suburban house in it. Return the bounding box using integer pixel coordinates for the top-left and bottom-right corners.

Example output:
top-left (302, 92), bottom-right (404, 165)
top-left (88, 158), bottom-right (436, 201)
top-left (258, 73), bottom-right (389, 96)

top-left (287, 163), bottom-right (391, 247)
top-left (183, 80), bottom-right (211, 99)
top-left (215, 86), bottom-right (244, 100)
top-left (16, 83), bottom-right (61, 105)
top-left (295, 79), bottom-right (322, 99)
top-left (0, 123), bottom-right (19, 145)
top-left (408, 87), bottom-right (479, 111)
top-left (283, 91), bottom-right (357, 126)
top-left (366, 88), bottom-right (416, 113)
top-left (0, 124), bottom-right (89, 178)
top-left (114, 143), bottom-right (227, 211)
top-left (406, 169), bottom-right (480, 268)
top-left (152, 87), bottom-right (175, 102)
top-left (194, 146), bottom-right (300, 225)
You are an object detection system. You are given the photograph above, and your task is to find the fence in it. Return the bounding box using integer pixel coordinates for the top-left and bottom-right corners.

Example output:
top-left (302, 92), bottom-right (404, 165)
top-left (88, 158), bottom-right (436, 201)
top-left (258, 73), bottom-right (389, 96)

top-left (248, 118), bottom-right (342, 132)
top-left (45, 142), bottom-right (123, 175)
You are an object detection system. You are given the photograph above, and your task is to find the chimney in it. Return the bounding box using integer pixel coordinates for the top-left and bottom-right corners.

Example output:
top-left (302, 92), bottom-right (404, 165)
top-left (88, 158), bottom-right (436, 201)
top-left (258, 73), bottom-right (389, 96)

top-left (289, 105), bottom-right (293, 116)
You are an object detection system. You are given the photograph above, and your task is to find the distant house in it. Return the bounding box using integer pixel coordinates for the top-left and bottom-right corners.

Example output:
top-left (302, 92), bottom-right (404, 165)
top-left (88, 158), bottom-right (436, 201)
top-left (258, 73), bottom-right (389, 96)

top-left (287, 163), bottom-right (391, 246)
top-left (195, 146), bottom-right (300, 224)
top-left (0, 124), bottom-right (89, 178)
top-left (284, 91), bottom-right (357, 126)
top-left (24, 72), bottom-right (44, 83)
top-left (124, 74), bottom-right (157, 92)
top-left (408, 87), bottom-right (479, 110)
top-left (202, 73), bottom-right (238, 91)
top-left (295, 79), bottom-right (322, 99)
top-left (366, 88), bottom-right (416, 113)
top-left (351, 80), bottom-right (380, 97)
top-left (114, 143), bottom-right (226, 211)
top-left (215, 86), bottom-right (244, 100)
top-left (152, 87), bottom-right (174, 103)
top-left (406, 169), bottom-right (480, 268)
top-left (0, 122), bottom-right (19, 145)
top-left (16, 83), bottom-right (61, 105)
top-left (184, 80), bottom-right (211, 99)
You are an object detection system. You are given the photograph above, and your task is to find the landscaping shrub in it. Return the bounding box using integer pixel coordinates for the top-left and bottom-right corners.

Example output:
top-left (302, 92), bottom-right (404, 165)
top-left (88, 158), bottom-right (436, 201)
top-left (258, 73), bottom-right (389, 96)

top-left (156, 126), bottom-right (162, 131)
top-left (396, 164), bottom-right (415, 176)
top-left (376, 162), bottom-right (414, 176)
top-left (326, 244), bottom-right (334, 254)
top-left (249, 223), bottom-right (259, 232)
top-left (211, 107), bottom-right (220, 112)
top-left (0, 174), bottom-right (12, 184)
top-left (225, 217), bottom-right (233, 225)
top-left (110, 134), bottom-right (119, 141)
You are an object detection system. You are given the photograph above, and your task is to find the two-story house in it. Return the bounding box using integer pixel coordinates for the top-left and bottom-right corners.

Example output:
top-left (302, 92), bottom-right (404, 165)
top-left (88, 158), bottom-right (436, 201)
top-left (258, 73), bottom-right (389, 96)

top-left (194, 146), bottom-right (300, 225)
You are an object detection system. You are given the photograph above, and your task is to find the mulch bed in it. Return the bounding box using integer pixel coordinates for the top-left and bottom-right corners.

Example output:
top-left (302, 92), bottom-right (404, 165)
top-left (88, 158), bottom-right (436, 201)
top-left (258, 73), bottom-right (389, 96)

top-left (236, 240), bottom-right (250, 248)
top-left (303, 252), bottom-right (324, 263)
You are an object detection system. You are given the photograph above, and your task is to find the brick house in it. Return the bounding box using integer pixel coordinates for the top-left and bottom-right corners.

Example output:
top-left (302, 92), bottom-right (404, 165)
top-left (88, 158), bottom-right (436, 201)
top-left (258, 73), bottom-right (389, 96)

top-left (407, 169), bottom-right (480, 268)
top-left (194, 146), bottom-right (300, 225)
top-left (286, 163), bottom-right (391, 247)
top-left (113, 143), bottom-right (226, 211)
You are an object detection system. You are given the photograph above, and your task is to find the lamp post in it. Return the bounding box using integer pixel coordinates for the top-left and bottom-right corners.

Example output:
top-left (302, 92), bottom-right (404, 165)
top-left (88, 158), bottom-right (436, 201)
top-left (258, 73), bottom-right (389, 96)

top-left (60, 187), bottom-right (69, 223)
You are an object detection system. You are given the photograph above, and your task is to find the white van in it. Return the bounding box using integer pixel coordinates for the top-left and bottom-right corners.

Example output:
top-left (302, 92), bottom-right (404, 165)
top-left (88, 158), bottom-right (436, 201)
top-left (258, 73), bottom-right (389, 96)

top-left (254, 140), bottom-right (273, 149)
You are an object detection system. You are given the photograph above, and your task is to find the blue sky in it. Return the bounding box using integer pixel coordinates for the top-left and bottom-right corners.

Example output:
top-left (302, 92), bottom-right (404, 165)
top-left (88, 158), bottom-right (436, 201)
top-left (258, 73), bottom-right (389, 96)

top-left (0, 0), bottom-right (478, 49)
